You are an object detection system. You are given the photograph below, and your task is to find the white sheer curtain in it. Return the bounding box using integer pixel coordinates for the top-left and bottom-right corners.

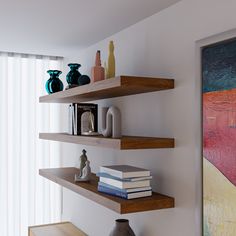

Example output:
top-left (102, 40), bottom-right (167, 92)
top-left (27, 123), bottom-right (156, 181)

top-left (0, 52), bottom-right (62, 236)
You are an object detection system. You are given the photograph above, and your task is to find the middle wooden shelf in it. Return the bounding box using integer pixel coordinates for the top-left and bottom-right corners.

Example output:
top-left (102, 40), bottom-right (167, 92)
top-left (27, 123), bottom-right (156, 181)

top-left (39, 133), bottom-right (175, 150)
top-left (39, 167), bottom-right (175, 214)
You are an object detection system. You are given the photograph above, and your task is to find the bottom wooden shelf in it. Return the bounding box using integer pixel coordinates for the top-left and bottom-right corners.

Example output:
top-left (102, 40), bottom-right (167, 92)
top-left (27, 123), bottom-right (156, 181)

top-left (29, 222), bottom-right (87, 236)
top-left (39, 167), bottom-right (175, 214)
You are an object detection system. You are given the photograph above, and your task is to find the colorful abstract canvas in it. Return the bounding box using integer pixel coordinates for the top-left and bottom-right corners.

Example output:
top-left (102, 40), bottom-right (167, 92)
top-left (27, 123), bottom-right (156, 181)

top-left (203, 39), bottom-right (236, 236)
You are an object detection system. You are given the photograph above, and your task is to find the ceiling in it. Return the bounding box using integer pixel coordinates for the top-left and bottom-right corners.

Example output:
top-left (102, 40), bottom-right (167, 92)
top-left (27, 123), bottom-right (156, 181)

top-left (0, 0), bottom-right (181, 56)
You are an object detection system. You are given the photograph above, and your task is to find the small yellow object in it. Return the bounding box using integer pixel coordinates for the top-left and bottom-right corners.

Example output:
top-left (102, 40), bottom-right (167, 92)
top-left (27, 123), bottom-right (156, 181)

top-left (107, 41), bottom-right (115, 78)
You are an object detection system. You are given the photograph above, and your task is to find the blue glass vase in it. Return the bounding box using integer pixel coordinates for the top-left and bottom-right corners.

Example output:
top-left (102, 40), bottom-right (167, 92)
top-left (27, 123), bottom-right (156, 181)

top-left (66, 63), bottom-right (81, 89)
top-left (45, 70), bottom-right (64, 94)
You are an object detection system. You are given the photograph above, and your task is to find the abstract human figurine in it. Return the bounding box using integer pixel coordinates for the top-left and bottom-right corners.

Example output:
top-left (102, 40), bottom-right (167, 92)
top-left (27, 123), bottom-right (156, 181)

top-left (101, 106), bottom-right (121, 138)
top-left (75, 150), bottom-right (91, 182)
top-left (81, 161), bottom-right (91, 180)
top-left (107, 41), bottom-right (115, 79)
top-left (75, 160), bottom-right (91, 182)
top-left (79, 149), bottom-right (87, 177)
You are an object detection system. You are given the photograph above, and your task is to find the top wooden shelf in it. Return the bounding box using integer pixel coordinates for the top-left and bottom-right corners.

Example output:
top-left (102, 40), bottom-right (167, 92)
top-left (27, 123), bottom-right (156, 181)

top-left (39, 75), bottom-right (174, 103)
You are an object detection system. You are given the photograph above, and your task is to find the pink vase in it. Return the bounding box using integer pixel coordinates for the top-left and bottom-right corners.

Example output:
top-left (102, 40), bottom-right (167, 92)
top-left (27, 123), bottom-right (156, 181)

top-left (91, 50), bottom-right (105, 82)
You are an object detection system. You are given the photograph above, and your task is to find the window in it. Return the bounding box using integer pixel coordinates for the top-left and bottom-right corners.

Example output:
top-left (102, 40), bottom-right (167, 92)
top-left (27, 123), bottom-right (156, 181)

top-left (0, 52), bottom-right (62, 236)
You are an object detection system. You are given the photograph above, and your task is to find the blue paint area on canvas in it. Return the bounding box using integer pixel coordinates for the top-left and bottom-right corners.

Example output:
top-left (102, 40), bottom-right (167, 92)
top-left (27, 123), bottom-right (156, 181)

top-left (202, 40), bottom-right (236, 93)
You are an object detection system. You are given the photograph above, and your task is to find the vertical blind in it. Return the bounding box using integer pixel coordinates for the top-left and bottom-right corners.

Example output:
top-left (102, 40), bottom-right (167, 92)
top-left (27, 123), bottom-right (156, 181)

top-left (0, 52), bottom-right (62, 236)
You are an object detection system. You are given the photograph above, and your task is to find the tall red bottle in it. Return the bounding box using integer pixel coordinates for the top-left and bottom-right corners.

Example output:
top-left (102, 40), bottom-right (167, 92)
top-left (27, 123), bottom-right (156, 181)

top-left (91, 50), bottom-right (105, 82)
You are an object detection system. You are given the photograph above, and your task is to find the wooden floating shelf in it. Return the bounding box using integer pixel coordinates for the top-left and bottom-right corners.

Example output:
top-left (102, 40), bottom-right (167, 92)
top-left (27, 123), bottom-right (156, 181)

top-left (39, 75), bottom-right (174, 103)
top-left (39, 167), bottom-right (175, 214)
top-left (39, 133), bottom-right (175, 150)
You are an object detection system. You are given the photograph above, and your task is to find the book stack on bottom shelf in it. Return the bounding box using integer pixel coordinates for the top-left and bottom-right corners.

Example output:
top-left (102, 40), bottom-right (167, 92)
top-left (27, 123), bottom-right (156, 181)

top-left (97, 165), bottom-right (152, 199)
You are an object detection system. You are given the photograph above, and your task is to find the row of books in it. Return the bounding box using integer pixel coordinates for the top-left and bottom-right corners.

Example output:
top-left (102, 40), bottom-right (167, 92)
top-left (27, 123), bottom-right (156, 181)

top-left (97, 165), bottom-right (152, 199)
top-left (68, 103), bottom-right (98, 135)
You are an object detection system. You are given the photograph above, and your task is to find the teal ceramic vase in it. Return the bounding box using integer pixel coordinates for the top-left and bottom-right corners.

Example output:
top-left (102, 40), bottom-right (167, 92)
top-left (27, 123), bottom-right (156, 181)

top-left (66, 63), bottom-right (81, 89)
top-left (109, 219), bottom-right (135, 236)
top-left (45, 70), bottom-right (63, 94)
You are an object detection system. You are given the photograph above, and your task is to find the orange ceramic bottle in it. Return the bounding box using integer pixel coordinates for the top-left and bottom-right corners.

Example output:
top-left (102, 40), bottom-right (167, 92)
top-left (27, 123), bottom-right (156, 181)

top-left (91, 50), bottom-right (105, 82)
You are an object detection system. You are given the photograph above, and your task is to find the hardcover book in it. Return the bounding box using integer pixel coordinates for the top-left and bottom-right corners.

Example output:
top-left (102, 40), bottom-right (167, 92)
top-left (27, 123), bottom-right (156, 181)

top-left (69, 103), bottom-right (98, 135)
top-left (68, 104), bottom-right (77, 135)
top-left (99, 177), bottom-right (150, 189)
top-left (96, 172), bottom-right (152, 182)
top-left (98, 185), bottom-right (152, 199)
top-left (68, 104), bottom-right (73, 135)
top-left (100, 165), bottom-right (150, 178)
top-left (98, 182), bottom-right (152, 193)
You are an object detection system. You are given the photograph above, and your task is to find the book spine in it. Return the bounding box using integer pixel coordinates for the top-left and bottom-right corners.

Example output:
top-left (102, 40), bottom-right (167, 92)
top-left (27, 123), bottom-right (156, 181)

top-left (97, 172), bottom-right (152, 182)
top-left (75, 104), bottom-right (78, 135)
top-left (98, 185), bottom-right (128, 199)
top-left (100, 177), bottom-right (150, 189)
top-left (94, 104), bottom-right (98, 132)
top-left (99, 166), bottom-right (150, 179)
top-left (98, 182), bottom-right (127, 193)
top-left (98, 182), bottom-right (152, 193)
top-left (68, 105), bottom-right (73, 135)
top-left (77, 104), bottom-right (82, 135)
top-left (72, 104), bottom-right (77, 135)
top-left (99, 167), bottom-right (122, 178)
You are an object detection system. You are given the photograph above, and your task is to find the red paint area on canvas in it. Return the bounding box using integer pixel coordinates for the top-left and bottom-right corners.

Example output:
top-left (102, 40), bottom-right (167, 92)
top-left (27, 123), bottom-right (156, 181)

top-left (203, 88), bottom-right (236, 186)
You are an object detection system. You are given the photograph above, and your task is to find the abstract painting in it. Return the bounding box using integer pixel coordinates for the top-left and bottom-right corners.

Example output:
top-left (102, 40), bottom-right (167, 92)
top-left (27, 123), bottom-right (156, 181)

top-left (203, 39), bottom-right (236, 236)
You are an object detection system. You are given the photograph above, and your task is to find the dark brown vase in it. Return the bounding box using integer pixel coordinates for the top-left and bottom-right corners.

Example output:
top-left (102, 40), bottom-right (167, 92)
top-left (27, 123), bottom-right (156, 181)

top-left (109, 219), bottom-right (135, 236)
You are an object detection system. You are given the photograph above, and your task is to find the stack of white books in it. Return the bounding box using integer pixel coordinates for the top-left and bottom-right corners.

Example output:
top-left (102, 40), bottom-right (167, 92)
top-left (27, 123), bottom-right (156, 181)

top-left (97, 165), bottom-right (152, 199)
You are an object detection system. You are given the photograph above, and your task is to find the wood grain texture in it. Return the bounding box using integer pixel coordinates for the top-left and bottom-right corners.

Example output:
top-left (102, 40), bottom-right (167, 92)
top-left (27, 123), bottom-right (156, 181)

top-left (28, 222), bottom-right (87, 236)
top-left (39, 167), bottom-right (175, 214)
top-left (39, 133), bottom-right (175, 150)
top-left (39, 75), bottom-right (174, 103)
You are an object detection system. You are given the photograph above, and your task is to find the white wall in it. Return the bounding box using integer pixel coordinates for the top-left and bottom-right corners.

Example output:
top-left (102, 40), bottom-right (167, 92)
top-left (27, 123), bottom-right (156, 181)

top-left (60, 0), bottom-right (236, 235)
